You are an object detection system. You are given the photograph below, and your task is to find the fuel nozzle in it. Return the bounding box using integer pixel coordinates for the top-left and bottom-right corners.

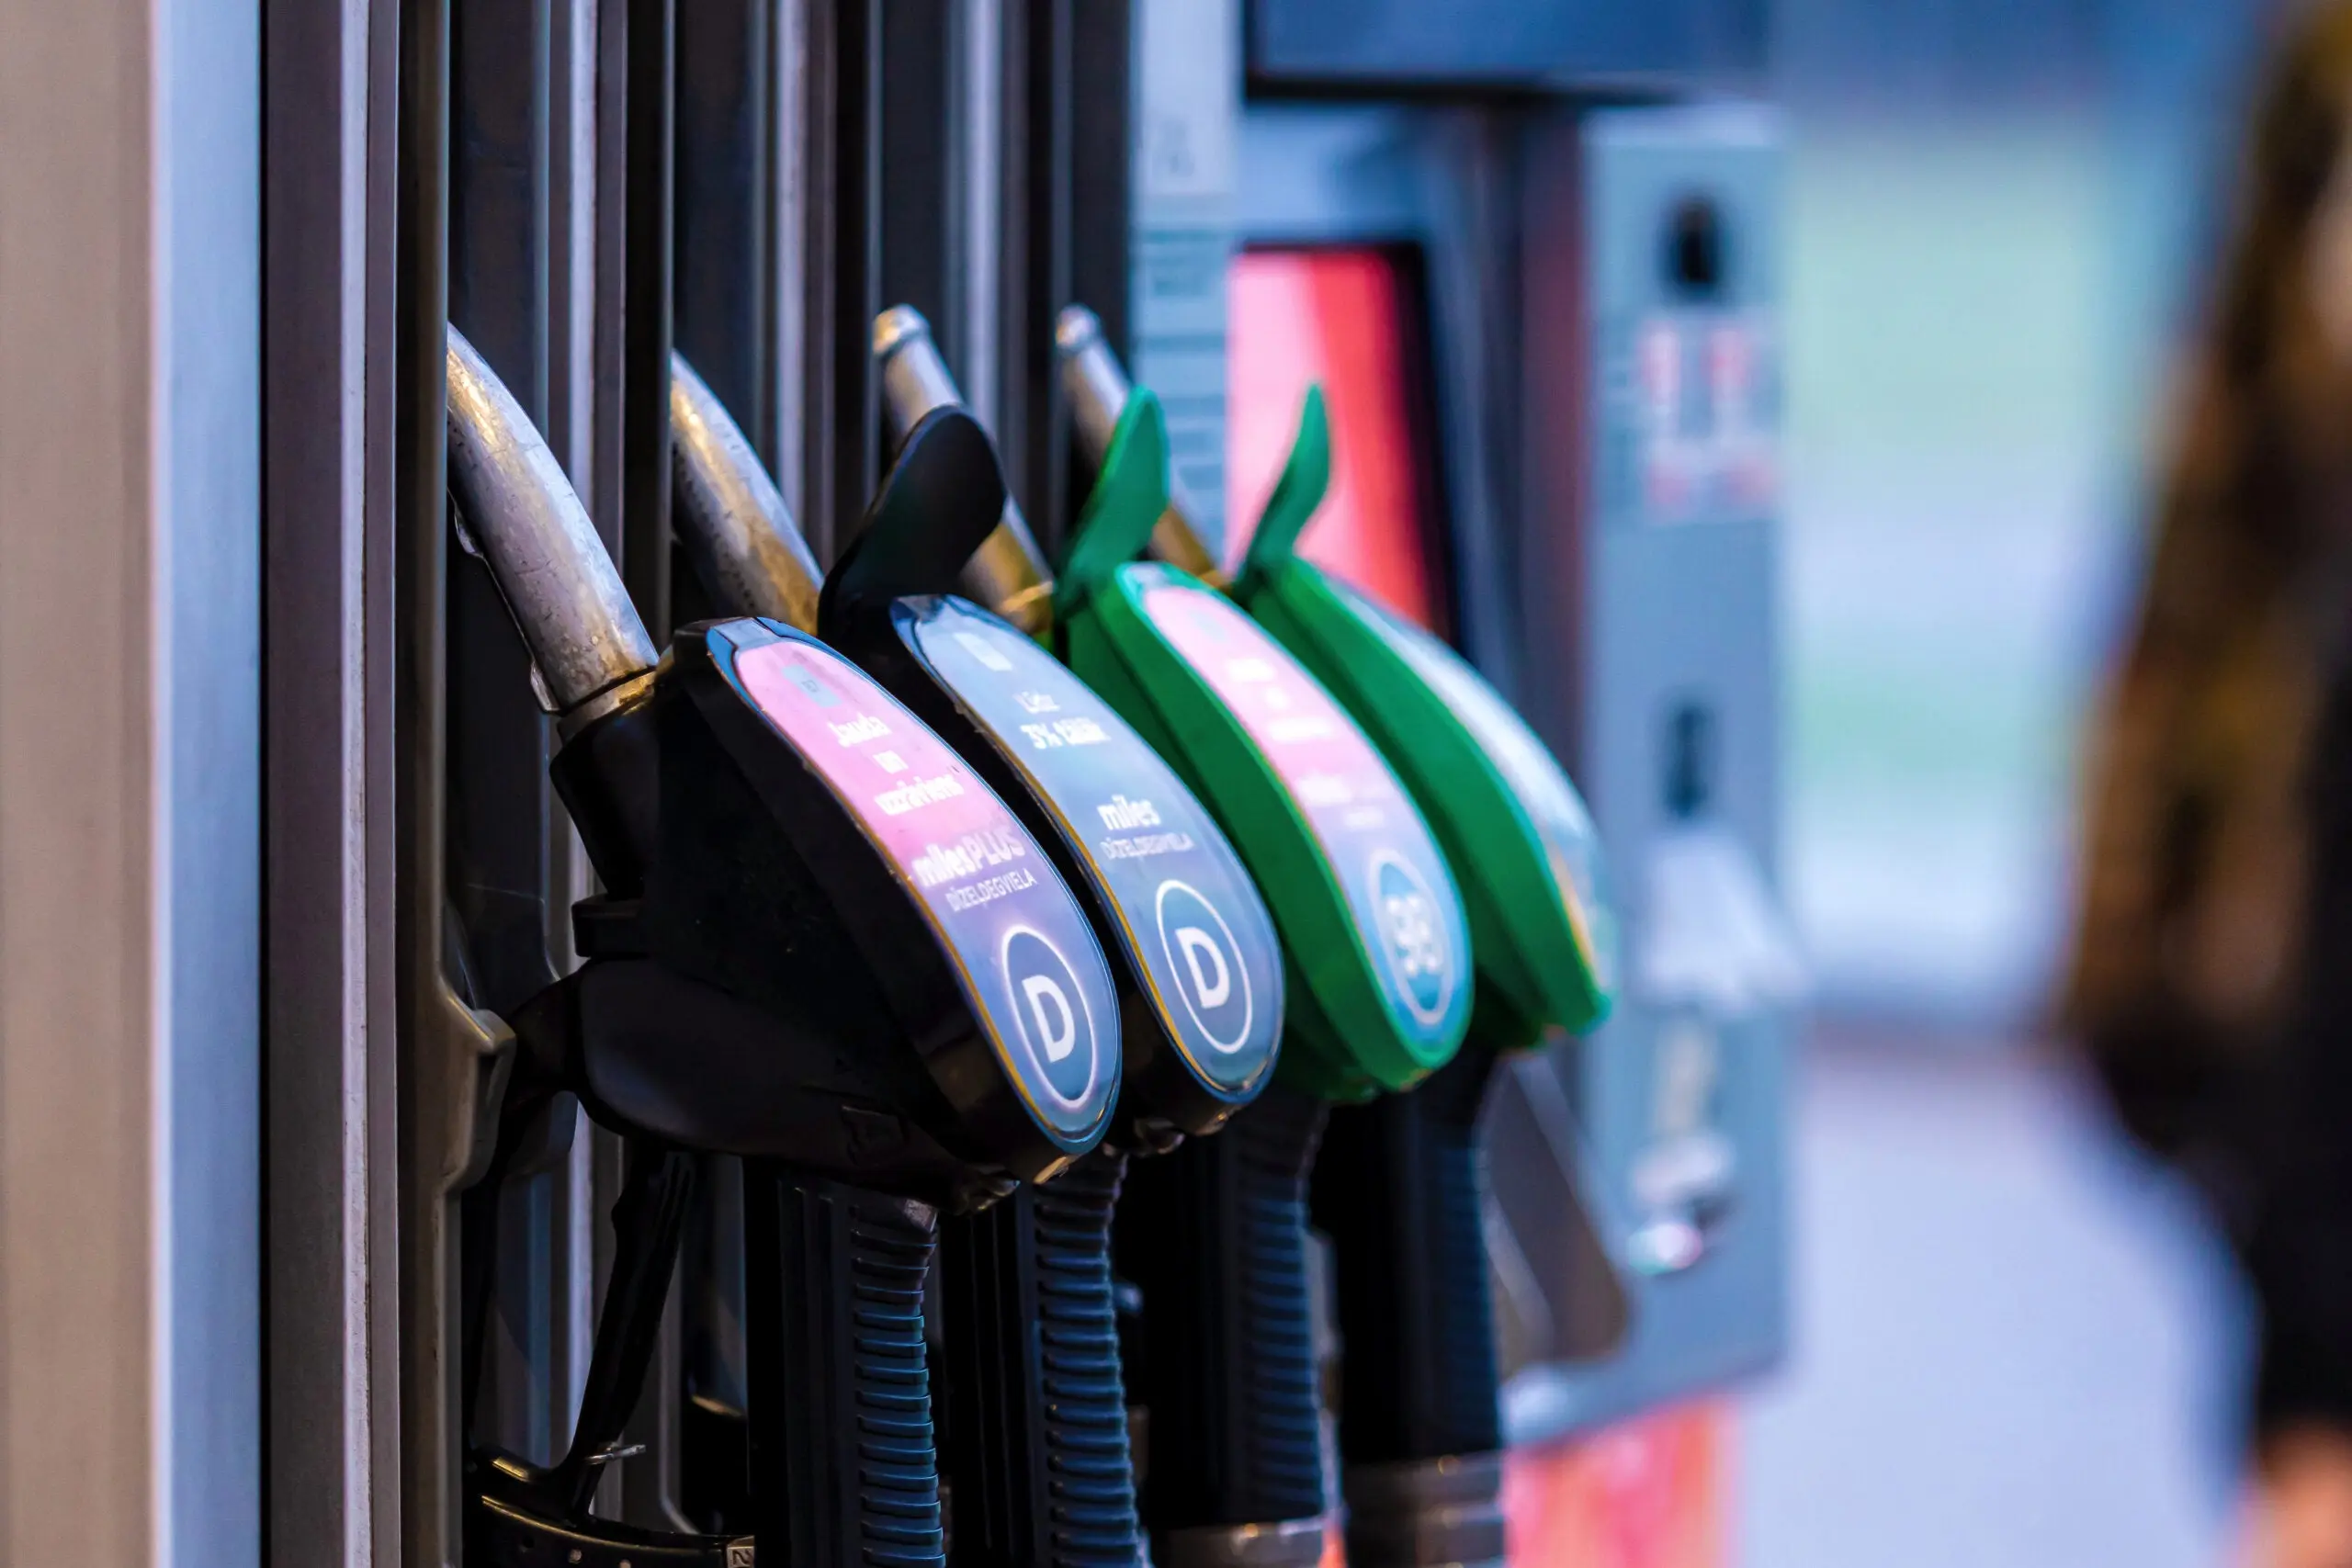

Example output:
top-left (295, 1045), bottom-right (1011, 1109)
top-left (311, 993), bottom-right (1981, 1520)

top-left (446, 333), bottom-right (1130, 1568)
top-left (447, 329), bottom-right (657, 732)
top-left (675, 337), bottom-right (1293, 1568)
top-left (1052, 307), bottom-right (1489, 1568)
top-left (874, 306), bottom-right (1058, 637)
top-left (1061, 310), bottom-right (1624, 1568)
top-left (446, 328), bottom-right (664, 897)
top-left (670, 355), bottom-right (826, 633)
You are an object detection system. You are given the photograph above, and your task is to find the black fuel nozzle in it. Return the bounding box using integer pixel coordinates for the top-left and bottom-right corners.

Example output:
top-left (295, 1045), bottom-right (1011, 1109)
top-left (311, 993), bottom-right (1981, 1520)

top-left (445, 327), bottom-right (1127, 1568)
top-left (668, 330), bottom-right (1292, 1568)
top-left (1309, 1033), bottom-right (1513, 1568)
top-left (447, 328), bottom-right (663, 897)
top-left (873, 306), bottom-right (1059, 638)
top-left (1060, 312), bottom-right (1562, 1568)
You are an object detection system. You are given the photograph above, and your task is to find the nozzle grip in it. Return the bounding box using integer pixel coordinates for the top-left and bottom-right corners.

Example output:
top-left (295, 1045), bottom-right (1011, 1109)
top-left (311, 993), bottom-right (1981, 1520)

top-left (1116, 1087), bottom-right (1330, 1536)
top-left (942, 1149), bottom-right (1141, 1568)
top-left (1312, 1040), bottom-right (1505, 1466)
top-left (743, 1168), bottom-right (945, 1568)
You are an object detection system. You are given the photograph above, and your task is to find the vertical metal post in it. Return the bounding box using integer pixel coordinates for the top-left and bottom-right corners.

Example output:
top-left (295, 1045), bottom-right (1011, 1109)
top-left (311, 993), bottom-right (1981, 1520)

top-left (671, 0), bottom-right (785, 1481)
top-left (617, 0), bottom-right (678, 637)
top-left (1000, 0), bottom-right (1072, 551)
top-left (545, 0), bottom-right (603, 1461)
top-left (264, 0), bottom-right (402, 1559)
top-left (878, 0), bottom-right (955, 335)
top-left (790, 0), bottom-right (880, 564)
top-left (448, 0), bottom-right (568, 1470)
top-left (0, 0), bottom-right (265, 1554)
top-left (398, 1), bottom-right (529, 1560)
top-left (675, 0), bottom-right (777, 465)
top-left (771, 0), bottom-right (810, 516)
top-left (596, 0), bottom-right (698, 1529)
top-left (956, 0), bottom-right (1004, 432)
top-left (395, 0), bottom-right (458, 1555)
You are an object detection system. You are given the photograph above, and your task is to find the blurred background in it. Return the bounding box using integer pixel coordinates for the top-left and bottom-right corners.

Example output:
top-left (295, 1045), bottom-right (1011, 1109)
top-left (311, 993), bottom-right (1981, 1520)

top-left (1754, 0), bottom-right (2279, 1562)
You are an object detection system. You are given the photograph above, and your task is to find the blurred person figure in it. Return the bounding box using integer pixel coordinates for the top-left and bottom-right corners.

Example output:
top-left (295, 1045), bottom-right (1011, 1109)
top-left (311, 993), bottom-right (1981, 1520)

top-left (2070, 6), bottom-right (2352, 1562)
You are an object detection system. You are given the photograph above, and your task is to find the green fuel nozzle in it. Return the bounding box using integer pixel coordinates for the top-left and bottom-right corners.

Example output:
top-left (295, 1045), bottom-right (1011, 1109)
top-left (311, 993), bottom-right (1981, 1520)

top-left (1049, 309), bottom-right (1480, 1568)
top-left (1057, 310), bottom-right (1622, 1568)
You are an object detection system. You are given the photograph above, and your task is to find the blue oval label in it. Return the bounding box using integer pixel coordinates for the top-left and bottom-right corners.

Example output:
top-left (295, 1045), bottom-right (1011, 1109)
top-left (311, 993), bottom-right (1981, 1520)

top-left (899, 597), bottom-right (1284, 1102)
top-left (721, 620), bottom-right (1121, 1148)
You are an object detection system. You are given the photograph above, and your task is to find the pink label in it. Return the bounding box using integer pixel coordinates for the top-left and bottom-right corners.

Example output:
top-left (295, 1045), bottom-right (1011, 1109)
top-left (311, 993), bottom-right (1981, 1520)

top-left (732, 632), bottom-right (1117, 1139)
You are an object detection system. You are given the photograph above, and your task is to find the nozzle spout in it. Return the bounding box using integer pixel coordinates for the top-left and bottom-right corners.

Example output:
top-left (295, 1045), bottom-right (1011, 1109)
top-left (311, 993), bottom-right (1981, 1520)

top-left (1054, 305), bottom-right (1132, 476)
top-left (873, 306), bottom-right (1056, 636)
top-left (1053, 305), bottom-right (1225, 586)
top-left (669, 353), bottom-right (827, 633)
top-left (446, 327), bottom-right (657, 731)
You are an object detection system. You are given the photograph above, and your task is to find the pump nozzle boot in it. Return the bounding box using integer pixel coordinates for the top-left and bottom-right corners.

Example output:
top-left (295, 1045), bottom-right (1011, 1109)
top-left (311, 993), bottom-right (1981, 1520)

top-left (673, 339), bottom-right (1293, 1568)
top-left (1060, 310), bottom-right (1625, 1568)
top-left (444, 328), bottom-right (1126, 1568)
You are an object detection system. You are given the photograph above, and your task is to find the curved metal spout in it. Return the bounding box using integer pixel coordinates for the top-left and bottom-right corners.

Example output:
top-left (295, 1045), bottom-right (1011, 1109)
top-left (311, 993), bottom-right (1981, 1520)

top-left (873, 305), bottom-right (1056, 636)
top-left (446, 328), bottom-right (657, 731)
top-left (1055, 305), bottom-right (1132, 478)
top-left (1054, 305), bottom-right (1225, 586)
top-left (669, 353), bottom-right (826, 633)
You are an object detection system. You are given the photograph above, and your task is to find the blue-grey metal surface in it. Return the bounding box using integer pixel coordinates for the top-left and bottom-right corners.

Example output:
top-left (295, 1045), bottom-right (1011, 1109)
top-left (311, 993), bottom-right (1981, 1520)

top-left (1507, 105), bottom-right (1794, 1440)
top-left (1131, 0), bottom-right (1242, 555)
top-left (1249, 0), bottom-right (1765, 94)
top-left (165, 0), bottom-right (263, 1556)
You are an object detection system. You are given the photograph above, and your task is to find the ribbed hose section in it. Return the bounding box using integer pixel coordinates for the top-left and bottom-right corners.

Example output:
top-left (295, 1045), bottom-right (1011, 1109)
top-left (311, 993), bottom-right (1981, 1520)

top-left (940, 1149), bottom-right (1139, 1568)
top-left (1034, 1151), bottom-right (1140, 1566)
top-left (1114, 1086), bottom-right (1330, 1532)
top-left (745, 1170), bottom-right (944, 1568)
top-left (1311, 1041), bottom-right (1505, 1465)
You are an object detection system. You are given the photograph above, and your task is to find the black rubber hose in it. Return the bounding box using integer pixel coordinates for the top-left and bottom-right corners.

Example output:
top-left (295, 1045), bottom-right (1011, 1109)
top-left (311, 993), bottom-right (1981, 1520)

top-left (743, 1168), bottom-right (945, 1568)
top-left (548, 1145), bottom-right (702, 1512)
top-left (941, 1148), bottom-right (1138, 1568)
top-left (1115, 1085), bottom-right (1330, 1531)
top-left (1312, 1039), bottom-right (1505, 1464)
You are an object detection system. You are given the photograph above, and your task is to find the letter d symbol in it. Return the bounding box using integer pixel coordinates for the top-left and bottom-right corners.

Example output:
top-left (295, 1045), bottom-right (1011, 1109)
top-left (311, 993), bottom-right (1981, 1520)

top-left (1023, 975), bottom-right (1077, 1062)
top-left (1175, 927), bottom-right (1231, 1010)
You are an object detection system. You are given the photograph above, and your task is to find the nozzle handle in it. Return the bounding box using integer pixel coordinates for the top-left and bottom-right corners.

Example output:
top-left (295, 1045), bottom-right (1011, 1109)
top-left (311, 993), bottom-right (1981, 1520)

top-left (819, 407), bottom-right (1012, 632)
top-left (1115, 1088), bottom-right (1330, 1547)
top-left (1312, 1040), bottom-right (1506, 1465)
top-left (940, 1149), bottom-right (1142, 1568)
top-left (445, 328), bottom-right (657, 731)
top-left (743, 1168), bottom-right (946, 1568)
top-left (873, 306), bottom-right (1057, 635)
top-left (670, 352), bottom-right (827, 633)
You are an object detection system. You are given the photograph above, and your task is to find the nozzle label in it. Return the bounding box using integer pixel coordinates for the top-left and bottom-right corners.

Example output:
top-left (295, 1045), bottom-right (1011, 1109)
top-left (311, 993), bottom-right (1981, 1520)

top-left (902, 598), bottom-right (1283, 1100)
top-left (1132, 577), bottom-right (1469, 1048)
top-left (1155, 879), bottom-right (1256, 1055)
top-left (1004, 927), bottom-right (1101, 1108)
top-left (733, 630), bottom-right (1119, 1145)
top-left (1333, 578), bottom-right (1618, 996)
